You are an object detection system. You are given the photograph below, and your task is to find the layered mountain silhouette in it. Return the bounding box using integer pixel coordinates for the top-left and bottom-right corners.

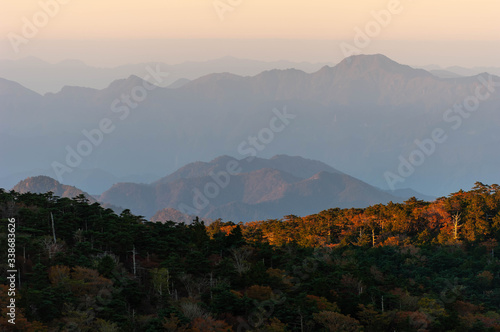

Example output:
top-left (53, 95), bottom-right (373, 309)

top-left (98, 155), bottom-right (403, 222)
top-left (0, 56), bottom-right (332, 94)
top-left (9, 156), bottom-right (434, 223)
top-left (2, 54), bottom-right (499, 196)
top-left (181, 54), bottom-right (493, 108)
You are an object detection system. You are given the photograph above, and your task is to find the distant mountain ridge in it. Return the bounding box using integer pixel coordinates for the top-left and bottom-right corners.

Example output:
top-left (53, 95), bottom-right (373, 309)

top-left (183, 54), bottom-right (497, 108)
top-left (12, 176), bottom-right (96, 202)
top-left (2, 54), bottom-right (500, 196)
top-left (0, 56), bottom-right (334, 95)
top-left (154, 155), bottom-right (343, 185)
top-left (0, 168), bottom-right (159, 196)
top-left (8, 155), bottom-right (434, 223)
top-left (11, 176), bottom-right (124, 213)
top-left (98, 155), bottom-right (404, 222)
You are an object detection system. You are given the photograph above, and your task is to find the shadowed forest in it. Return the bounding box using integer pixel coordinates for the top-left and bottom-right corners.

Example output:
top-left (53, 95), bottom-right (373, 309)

top-left (1, 182), bottom-right (500, 331)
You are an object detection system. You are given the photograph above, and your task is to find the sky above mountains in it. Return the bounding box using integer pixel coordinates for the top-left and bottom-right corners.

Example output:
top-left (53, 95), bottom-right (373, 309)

top-left (1, 1), bottom-right (499, 67)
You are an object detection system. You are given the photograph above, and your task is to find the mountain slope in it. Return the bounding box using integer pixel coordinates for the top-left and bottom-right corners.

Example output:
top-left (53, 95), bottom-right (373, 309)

top-left (154, 155), bottom-right (343, 185)
top-left (12, 176), bottom-right (96, 202)
top-left (11, 176), bottom-right (125, 213)
top-left (99, 155), bottom-right (402, 222)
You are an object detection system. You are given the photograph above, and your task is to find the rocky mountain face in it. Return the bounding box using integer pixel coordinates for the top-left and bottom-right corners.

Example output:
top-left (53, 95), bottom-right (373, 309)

top-left (99, 155), bottom-right (402, 222)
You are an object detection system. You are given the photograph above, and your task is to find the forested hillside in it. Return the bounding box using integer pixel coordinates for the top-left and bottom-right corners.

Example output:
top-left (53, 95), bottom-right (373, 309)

top-left (1, 182), bottom-right (500, 331)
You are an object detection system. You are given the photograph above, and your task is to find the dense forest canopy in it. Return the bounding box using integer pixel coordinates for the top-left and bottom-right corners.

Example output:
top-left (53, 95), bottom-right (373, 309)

top-left (1, 182), bottom-right (500, 331)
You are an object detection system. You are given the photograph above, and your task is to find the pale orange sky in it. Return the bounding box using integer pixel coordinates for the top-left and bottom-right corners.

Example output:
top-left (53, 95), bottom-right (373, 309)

top-left (1, 0), bottom-right (499, 66)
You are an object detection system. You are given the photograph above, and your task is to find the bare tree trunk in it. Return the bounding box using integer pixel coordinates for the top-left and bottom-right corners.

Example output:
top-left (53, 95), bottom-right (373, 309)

top-left (51, 212), bottom-right (56, 244)
top-left (210, 272), bottom-right (213, 300)
top-left (453, 213), bottom-right (461, 240)
top-left (132, 246), bottom-right (137, 276)
top-left (298, 308), bottom-right (304, 332)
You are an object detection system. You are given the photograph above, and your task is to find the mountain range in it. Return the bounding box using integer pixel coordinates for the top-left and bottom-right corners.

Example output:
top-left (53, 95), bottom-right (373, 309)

top-left (101, 154), bottom-right (406, 221)
top-left (9, 155), bottom-right (420, 223)
top-left (0, 56), bottom-right (333, 95)
top-left (2, 56), bottom-right (499, 95)
top-left (1, 54), bottom-right (499, 196)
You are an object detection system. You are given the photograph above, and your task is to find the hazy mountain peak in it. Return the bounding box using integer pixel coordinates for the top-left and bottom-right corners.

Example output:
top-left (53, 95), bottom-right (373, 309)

top-left (269, 155), bottom-right (344, 176)
top-left (190, 72), bottom-right (244, 82)
top-left (271, 154), bottom-right (312, 162)
top-left (106, 74), bottom-right (158, 91)
top-left (57, 85), bottom-right (98, 95)
top-left (254, 68), bottom-right (308, 81)
top-left (125, 74), bottom-right (147, 84)
top-left (335, 53), bottom-right (430, 77)
top-left (210, 155), bottom-right (237, 163)
top-left (14, 175), bottom-right (58, 188)
top-left (315, 65), bottom-right (335, 73)
top-left (12, 175), bottom-right (96, 202)
top-left (340, 54), bottom-right (399, 68)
